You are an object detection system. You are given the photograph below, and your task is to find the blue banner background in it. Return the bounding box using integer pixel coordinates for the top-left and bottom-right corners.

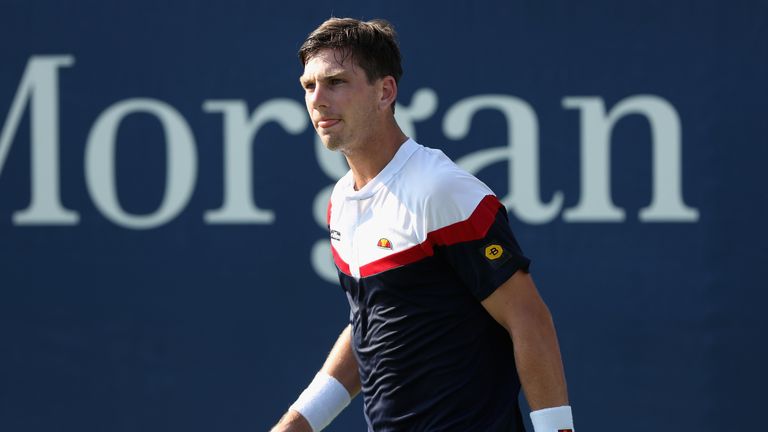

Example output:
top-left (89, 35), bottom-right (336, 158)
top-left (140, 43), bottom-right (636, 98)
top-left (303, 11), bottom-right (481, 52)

top-left (1, 1), bottom-right (767, 431)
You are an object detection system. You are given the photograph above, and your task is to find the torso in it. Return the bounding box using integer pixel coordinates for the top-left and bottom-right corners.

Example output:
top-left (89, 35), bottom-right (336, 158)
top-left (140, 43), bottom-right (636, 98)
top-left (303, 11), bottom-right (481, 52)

top-left (328, 139), bottom-right (530, 432)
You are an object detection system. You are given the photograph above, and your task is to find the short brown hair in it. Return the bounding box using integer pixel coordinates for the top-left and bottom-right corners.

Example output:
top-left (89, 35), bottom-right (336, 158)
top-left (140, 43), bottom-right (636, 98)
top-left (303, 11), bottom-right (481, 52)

top-left (299, 17), bottom-right (403, 86)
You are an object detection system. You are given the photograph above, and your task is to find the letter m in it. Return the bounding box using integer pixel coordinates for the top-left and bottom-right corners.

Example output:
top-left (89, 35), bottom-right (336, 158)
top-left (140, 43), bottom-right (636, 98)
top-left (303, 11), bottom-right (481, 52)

top-left (0, 55), bottom-right (79, 224)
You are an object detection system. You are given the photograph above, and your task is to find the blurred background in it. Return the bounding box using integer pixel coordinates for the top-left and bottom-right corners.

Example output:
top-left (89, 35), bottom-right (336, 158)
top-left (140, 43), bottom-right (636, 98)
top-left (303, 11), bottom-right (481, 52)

top-left (1, 0), bottom-right (766, 431)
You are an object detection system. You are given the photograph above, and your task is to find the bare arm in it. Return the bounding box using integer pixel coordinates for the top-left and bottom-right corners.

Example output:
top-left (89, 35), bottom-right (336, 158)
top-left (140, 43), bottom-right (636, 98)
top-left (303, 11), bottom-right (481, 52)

top-left (271, 325), bottom-right (360, 432)
top-left (481, 271), bottom-right (569, 410)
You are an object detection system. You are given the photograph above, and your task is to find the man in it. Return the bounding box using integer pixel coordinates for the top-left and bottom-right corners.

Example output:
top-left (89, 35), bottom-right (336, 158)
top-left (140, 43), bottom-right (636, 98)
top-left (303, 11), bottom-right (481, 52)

top-left (272, 18), bottom-right (574, 432)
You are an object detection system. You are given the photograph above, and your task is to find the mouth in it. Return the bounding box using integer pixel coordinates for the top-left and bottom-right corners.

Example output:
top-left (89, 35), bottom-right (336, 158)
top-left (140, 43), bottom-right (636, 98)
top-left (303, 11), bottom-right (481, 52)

top-left (317, 119), bottom-right (341, 129)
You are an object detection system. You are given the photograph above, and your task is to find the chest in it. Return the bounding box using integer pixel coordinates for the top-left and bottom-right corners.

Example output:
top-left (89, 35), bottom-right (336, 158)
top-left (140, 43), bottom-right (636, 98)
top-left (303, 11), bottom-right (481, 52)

top-left (329, 195), bottom-right (426, 279)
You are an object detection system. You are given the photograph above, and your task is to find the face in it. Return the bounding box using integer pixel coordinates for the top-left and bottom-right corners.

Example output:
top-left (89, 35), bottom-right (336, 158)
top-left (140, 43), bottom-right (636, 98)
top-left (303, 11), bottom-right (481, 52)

top-left (300, 49), bottom-right (383, 153)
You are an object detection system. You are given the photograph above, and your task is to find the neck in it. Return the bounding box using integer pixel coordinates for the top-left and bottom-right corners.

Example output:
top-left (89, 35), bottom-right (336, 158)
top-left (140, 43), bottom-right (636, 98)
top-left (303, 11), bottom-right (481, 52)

top-left (344, 124), bottom-right (408, 191)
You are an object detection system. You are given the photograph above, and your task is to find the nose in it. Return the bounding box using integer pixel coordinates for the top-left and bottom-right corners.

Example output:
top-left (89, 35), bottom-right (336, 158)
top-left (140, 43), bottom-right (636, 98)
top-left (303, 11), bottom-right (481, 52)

top-left (307, 83), bottom-right (328, 110)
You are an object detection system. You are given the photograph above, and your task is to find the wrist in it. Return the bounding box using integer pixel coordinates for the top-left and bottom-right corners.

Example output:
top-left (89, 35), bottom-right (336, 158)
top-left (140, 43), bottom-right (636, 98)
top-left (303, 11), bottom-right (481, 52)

top-left (289, 371), bottom-right (351, 432)
top-left (530, 405), bottom-right (574, 432)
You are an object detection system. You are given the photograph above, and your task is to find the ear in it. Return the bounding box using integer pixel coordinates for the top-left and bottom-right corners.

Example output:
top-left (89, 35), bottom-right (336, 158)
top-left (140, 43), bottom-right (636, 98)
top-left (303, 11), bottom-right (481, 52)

top-left (378, 76), bottom-right (398, 111)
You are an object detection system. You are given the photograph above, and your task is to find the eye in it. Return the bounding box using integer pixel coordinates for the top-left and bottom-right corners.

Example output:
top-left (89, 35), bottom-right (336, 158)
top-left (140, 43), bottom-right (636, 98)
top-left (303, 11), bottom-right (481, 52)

top-left (330, 78), bottom-right (344, 85)
top-left (303, 82), bottom-right (315, 91)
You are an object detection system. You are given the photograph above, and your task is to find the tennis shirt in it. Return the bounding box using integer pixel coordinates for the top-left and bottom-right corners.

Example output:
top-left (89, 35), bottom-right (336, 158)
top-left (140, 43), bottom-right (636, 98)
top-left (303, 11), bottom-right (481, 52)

top-left (328, 139), bottom-right (531, 432)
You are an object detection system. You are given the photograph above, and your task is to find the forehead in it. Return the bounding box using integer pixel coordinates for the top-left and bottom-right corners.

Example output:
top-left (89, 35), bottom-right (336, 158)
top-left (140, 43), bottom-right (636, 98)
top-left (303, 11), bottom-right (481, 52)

top-left (301, 49), bottom-right (359, 79)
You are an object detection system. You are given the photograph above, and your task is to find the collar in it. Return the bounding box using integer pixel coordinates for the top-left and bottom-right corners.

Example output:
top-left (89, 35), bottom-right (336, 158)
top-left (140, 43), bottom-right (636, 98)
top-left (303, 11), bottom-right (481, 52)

top-left (341, 138), bottom-right (419, 201)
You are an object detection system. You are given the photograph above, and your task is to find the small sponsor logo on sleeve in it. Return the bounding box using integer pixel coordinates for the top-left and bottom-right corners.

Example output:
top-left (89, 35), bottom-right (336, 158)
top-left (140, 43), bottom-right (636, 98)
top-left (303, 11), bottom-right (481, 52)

top-left (484, 244), bottom-right (504, 260)
top-left (330, 229), bottom-right (341, 241)
top-left (376, 238), bottom-right (393, 250)
top-left (480, 241), bottom-right (511, 268)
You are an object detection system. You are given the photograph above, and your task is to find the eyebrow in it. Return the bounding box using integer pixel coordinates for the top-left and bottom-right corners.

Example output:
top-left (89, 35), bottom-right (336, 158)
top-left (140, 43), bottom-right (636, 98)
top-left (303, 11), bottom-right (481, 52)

top-left (299, 71), bottom-right (346, 86)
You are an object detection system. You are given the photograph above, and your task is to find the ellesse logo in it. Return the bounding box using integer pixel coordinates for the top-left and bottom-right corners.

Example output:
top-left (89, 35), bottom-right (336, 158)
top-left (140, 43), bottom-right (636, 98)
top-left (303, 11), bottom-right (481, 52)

top-left (376, 238), bottom-right (393, 250)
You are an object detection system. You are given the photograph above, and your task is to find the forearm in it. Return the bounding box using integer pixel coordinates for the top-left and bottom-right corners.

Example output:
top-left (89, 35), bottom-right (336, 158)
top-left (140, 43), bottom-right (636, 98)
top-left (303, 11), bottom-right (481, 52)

top-left (510, 303), bottom-right (569, 410)
top-left (319, 324), bottom-right (361, 397)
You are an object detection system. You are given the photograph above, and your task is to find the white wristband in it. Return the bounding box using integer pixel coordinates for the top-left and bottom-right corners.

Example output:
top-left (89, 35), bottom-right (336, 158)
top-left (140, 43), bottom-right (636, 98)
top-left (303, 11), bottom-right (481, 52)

top-left (289, 371), bottom-right (351, 432)
top-left (530, 405), bottom-right (574, 432)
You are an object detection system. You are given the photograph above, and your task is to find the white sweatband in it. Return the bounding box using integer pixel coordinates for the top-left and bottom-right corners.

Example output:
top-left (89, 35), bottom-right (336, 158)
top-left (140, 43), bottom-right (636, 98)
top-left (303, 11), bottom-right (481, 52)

top-left (289, 371), bottom-right (351, 432)
top-left (530, 405), bottom-right (574, 432)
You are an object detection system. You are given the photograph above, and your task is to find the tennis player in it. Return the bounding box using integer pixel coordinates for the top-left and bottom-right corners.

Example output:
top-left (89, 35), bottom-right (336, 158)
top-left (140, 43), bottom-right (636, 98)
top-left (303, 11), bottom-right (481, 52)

top-left (271, 17), bottom-right (574, 432)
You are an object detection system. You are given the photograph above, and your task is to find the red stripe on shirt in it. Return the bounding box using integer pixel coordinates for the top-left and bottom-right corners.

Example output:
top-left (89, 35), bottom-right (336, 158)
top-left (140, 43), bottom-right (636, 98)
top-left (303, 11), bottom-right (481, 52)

top-left (359, 195), bottom-right (502, 277)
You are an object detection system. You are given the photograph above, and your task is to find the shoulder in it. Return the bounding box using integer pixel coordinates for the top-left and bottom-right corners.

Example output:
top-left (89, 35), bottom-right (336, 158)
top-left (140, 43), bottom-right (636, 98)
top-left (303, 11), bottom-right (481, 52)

top-left (329, 170), bottom-right (353, 202)
top-left (399, 144), bottom-right (496, 230)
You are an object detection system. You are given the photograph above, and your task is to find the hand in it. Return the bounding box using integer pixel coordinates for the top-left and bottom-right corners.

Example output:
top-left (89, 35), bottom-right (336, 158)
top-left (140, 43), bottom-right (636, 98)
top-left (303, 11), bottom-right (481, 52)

top-left (270, 410), bottom-right (313, 432)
